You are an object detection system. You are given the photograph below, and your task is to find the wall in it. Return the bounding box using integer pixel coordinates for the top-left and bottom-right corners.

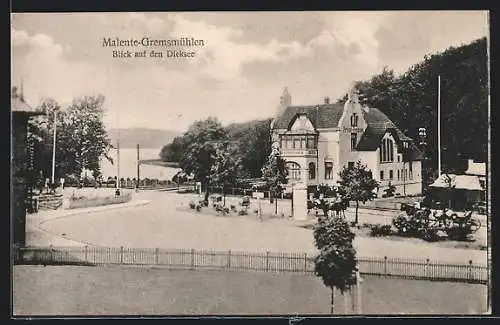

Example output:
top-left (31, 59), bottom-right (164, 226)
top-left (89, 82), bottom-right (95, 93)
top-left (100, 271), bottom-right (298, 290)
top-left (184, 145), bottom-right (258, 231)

top-left (337, 100), bottom-right (369, 172)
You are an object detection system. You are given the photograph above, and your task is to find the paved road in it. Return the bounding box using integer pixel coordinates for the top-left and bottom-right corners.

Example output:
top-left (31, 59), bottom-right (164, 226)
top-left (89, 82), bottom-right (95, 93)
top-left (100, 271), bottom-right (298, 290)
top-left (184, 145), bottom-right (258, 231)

top-left (34, 191), bottom-right (487, 265)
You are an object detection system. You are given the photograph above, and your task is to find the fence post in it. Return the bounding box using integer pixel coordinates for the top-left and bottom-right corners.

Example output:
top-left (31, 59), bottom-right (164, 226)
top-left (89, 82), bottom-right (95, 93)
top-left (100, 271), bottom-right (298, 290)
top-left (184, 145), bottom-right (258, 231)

top-left (425, 258), bottom-right (430, 278)
top-left (84, 245), bottom-right (88, 261)
top-left (304, 253), bottom-right (308, 274)
top-left (266, 251), bottom-right (270, 272)
top-left (384, 256), bottom-right (388, 275)
top-left (227, 250), bottom-right (231, 269)
top-left (468, 260), bottom-right (473, 281)
top-left (120, 246), bottom-right (124, 264)
top-left (191, 249), bottom-right (195, 269)
top-left (49, 245), bottom-right (54, 263)
top-left (155, 248), bottom-right (159, 265)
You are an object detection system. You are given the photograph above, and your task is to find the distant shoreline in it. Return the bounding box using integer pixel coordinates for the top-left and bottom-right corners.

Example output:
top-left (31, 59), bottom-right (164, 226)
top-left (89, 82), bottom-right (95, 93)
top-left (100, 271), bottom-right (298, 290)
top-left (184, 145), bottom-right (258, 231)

top-left (140, 159), bottom-right (179, 168)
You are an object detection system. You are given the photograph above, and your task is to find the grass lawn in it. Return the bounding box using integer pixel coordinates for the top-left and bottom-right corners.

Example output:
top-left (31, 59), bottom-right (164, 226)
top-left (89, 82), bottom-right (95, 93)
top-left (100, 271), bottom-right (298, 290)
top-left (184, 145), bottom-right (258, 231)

top-left (13, 265), bottom-right (487, 316)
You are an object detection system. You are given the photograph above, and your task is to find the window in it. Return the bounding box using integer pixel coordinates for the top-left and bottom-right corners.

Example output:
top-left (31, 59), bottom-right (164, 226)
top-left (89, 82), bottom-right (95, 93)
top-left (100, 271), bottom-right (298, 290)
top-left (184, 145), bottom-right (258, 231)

top-left (397, 155), bottom-right (401, 162)
top-left (380, 138), bottom-right (395, 163)
top-left (389, 170), bottom-right (393, 180)
top-left (351, 133), bottom-right (357, 151)
top-left (409, 170), bottom-right (413, 180)
top-left (301, 137), bottom-right (306, 149)
top-left (348, 161), bottom-right (355, 169)
top-left (380, 171), bottom-right (384, 180)
top-left (286, 162), bottom-right (301, 181)
top-left (286, 137), bottom-right (293, 149)
top-left (293, 138), bottom-right (300, 149)
top-left (397, 170), bottom-right (400, 180)
top-left (350, 113), bottom-right (359, 127)
top-left (307, 136), bottom-right (317, 149)
top-left (325, 162), bottom-right (333, 180)
top-left (308, 162), bottom-right (316, 180)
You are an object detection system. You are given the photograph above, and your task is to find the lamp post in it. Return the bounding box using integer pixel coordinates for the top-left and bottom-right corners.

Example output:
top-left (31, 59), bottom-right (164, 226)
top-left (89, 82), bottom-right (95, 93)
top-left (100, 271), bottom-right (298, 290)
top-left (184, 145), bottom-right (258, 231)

top-left (418, 127), bottom-right (427, 195)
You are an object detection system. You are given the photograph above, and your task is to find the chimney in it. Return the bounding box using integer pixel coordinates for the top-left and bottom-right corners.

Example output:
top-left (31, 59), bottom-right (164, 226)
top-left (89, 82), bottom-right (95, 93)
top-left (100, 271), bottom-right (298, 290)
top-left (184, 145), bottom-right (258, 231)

top-left (324, 96), bottom-right (330, 104)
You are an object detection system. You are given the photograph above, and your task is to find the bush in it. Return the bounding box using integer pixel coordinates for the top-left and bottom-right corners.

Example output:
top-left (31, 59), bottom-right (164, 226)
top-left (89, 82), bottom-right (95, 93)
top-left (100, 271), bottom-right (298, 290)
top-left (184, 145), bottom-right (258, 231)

top-left (238, 209), bottom-right (248, 216)
top-left (370, 224), bottom-right (392, 237)
top-left (230, 204), bottom-right (236, 211)
top-left (253, 209), bottom-right (259, 214)
top-left (188, 201), bottom-right (196, 209)
top-left (195, 205), bottom-right (202, 212)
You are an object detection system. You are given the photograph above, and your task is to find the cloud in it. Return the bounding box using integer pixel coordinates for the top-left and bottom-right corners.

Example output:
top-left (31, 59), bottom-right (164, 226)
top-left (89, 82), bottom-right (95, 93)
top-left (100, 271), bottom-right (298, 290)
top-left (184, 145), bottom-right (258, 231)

top-left (11, 12), bottom-right (488, 133)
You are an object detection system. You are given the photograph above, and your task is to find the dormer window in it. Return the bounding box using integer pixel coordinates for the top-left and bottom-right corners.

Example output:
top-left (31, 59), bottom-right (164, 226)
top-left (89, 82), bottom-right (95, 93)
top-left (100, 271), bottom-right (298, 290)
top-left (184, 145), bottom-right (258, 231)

top-left (350, 113), bottom-right (359, 127)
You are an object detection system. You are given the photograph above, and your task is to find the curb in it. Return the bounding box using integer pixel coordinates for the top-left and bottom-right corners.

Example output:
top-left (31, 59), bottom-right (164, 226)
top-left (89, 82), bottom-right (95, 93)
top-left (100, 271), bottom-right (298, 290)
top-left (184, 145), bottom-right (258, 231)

top-left (28, 200), bottom-right (152, 248)
top-left (37, 199), bottom-right (152, 226)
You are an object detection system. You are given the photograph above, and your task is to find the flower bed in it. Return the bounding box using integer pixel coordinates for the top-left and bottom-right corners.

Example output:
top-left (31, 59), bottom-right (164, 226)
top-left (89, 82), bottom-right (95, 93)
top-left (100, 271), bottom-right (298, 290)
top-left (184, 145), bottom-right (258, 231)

top-left (67, 192), bottom-right (132, 209)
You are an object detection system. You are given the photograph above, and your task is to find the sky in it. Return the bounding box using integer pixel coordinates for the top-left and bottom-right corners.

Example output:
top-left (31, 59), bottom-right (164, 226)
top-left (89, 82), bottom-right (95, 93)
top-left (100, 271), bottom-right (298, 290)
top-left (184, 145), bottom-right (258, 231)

top-left (11, 11), bottom-right (488, 133)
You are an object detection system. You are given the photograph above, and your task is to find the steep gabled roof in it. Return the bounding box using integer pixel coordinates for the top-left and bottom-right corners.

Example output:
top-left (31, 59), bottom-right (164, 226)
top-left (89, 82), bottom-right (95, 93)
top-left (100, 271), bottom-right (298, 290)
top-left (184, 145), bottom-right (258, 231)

top-left (272, 103), bottom-right (344, 129)
top-left (11, 88), bottom-right (44, 115)
top-left (272, 101), bottom-right (423, 160)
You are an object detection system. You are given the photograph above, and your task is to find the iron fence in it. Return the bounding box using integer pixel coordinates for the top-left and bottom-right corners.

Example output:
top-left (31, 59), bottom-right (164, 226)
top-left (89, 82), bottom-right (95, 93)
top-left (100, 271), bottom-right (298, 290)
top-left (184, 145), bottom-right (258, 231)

top-left (13, 246), bottom-right (488, 284)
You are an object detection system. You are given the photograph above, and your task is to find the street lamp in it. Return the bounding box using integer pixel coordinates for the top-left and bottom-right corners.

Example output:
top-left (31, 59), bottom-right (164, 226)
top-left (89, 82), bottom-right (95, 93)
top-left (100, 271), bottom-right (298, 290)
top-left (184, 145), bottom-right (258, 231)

top-left (418, 127), bottom-right (427, 195)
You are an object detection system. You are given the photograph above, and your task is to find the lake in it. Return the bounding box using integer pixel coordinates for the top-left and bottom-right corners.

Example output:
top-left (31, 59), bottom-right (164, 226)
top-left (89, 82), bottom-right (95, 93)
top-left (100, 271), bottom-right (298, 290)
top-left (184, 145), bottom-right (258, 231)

top-left (99, 148), bottom-right (181, 181)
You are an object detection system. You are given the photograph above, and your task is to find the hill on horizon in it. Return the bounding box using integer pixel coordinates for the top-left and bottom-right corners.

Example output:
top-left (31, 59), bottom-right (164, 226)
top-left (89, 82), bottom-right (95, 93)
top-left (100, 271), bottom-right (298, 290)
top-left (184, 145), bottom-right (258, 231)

top-left (108, 127), bottom-right (181, 149)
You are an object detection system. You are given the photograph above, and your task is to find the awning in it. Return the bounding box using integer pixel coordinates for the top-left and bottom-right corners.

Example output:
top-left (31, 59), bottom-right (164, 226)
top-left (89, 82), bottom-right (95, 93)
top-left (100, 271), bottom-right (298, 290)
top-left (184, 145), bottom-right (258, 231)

top-left (429, 174), bottom-right (484, 191)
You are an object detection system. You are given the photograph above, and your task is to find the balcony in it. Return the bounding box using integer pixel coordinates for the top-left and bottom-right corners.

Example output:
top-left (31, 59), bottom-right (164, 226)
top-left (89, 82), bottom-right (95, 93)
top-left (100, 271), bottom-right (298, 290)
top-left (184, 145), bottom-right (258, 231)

top-left (281, 148), bottom-right (318, 157)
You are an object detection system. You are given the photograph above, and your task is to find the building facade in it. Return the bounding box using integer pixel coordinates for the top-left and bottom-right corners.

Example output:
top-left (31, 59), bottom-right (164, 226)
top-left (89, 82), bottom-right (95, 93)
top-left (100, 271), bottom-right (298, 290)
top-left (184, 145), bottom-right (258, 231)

top-left (12, 86), bottom-right (44, 246)
top-left (270, 87), bottom-right (423, 197)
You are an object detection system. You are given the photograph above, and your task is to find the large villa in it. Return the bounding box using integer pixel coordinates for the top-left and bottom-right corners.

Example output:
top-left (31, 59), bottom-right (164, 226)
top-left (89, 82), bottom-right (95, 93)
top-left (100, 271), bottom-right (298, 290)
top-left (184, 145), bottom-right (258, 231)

top-left (270, 87), bottom-right (424, 197)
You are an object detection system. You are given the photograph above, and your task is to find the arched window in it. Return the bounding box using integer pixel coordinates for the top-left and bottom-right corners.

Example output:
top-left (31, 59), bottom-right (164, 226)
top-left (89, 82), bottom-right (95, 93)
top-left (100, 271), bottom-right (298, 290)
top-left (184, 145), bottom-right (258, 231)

top-left (350, 113), bottom-right (358, 127)
top-left (380, 138), bottom-right (395, 163)
top-left (308, 162), bottom-right (316, 180)
top-left (286, 162), bottom-right (301, 181)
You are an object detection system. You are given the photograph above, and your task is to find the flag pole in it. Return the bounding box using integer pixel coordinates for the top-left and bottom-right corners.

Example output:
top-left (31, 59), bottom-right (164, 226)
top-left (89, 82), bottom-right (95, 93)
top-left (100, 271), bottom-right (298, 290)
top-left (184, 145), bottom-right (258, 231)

top-left (438, 75), bottom-right (441, 177)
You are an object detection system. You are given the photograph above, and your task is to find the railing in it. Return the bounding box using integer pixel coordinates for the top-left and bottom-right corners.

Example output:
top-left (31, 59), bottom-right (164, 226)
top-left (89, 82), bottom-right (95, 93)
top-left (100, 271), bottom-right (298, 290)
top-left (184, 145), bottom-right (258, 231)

top-left (281, 149), bottom-right (318, 156)
top-left (13, 246), bottom-right (488, 284)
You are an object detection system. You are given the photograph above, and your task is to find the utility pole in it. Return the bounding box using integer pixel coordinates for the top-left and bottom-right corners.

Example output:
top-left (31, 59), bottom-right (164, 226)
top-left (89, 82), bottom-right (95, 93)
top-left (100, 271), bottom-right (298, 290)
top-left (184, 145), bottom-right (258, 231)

top-left (51, 109), bottom-right (57, 184)
top-left (136, 144), bottom-right (140, 190)
top-left (116, 109), bottom-right (121, 190)
top-left (437, 75), bottom-right (442, 177)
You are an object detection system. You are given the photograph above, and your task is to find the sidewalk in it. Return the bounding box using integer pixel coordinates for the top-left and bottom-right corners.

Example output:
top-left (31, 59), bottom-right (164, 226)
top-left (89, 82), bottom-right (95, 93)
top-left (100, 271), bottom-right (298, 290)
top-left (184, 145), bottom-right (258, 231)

top-left (26, 199), bottom-right (152, 247)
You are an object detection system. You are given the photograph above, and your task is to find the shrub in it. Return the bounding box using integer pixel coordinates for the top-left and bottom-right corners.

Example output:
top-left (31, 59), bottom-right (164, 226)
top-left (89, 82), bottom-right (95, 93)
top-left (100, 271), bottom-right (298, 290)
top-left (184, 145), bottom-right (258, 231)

top-left (188, 201), bottom-right (196, 209)
top-left (370, 224), bottom-right (392, 237)
top-left (223, 207), bottom-right (230, 215)
top-left (253, 209), bottom-right (259, 214)
top-left (230, 204), bottom-right (236, 211)
top-left (195, 205), bottom-right (202, 212)
top-left (238, 209), bottom-right (248, 216)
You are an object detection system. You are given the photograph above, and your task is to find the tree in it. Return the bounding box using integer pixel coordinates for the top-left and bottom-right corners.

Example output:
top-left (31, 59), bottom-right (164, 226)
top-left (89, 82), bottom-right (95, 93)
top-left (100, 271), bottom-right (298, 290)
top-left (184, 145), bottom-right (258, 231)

top-left (352, 38), bottom-right (487, 176)
top-left (28, 96), bottom-right (113, 183)
top-left (209, 141), bottom-right (242, 206)
top-left (179, 117), bottom-right (228, 203)
top-left (313, 215), bottom-right (357, 314)
top-left (338, 161), bottom-right (378, 225)
top-left (160, 136), bottom-right (186, 162)
top-left (261, 146), bottom-right (288, 214)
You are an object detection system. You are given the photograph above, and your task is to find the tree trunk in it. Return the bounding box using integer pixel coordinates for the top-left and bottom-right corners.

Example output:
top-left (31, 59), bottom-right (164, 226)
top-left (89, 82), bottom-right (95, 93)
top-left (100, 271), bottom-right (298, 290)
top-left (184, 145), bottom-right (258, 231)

top-left (204, 181), bottom-right (210, 205)
top-left (275, 192), bottom-right (278, 215)
top-left (223, 185), bottom-right (226, 206)
top-left (355, 201), bottom-right (359, 225)
top-left (330, 287), bottom-right (335, 314)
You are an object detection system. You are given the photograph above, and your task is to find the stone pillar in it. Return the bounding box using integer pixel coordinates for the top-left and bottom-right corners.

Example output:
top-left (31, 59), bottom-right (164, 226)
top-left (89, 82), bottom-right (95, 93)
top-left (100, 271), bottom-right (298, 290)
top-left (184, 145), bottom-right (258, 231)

top-left (292, 182), bottom-right (308, 221)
